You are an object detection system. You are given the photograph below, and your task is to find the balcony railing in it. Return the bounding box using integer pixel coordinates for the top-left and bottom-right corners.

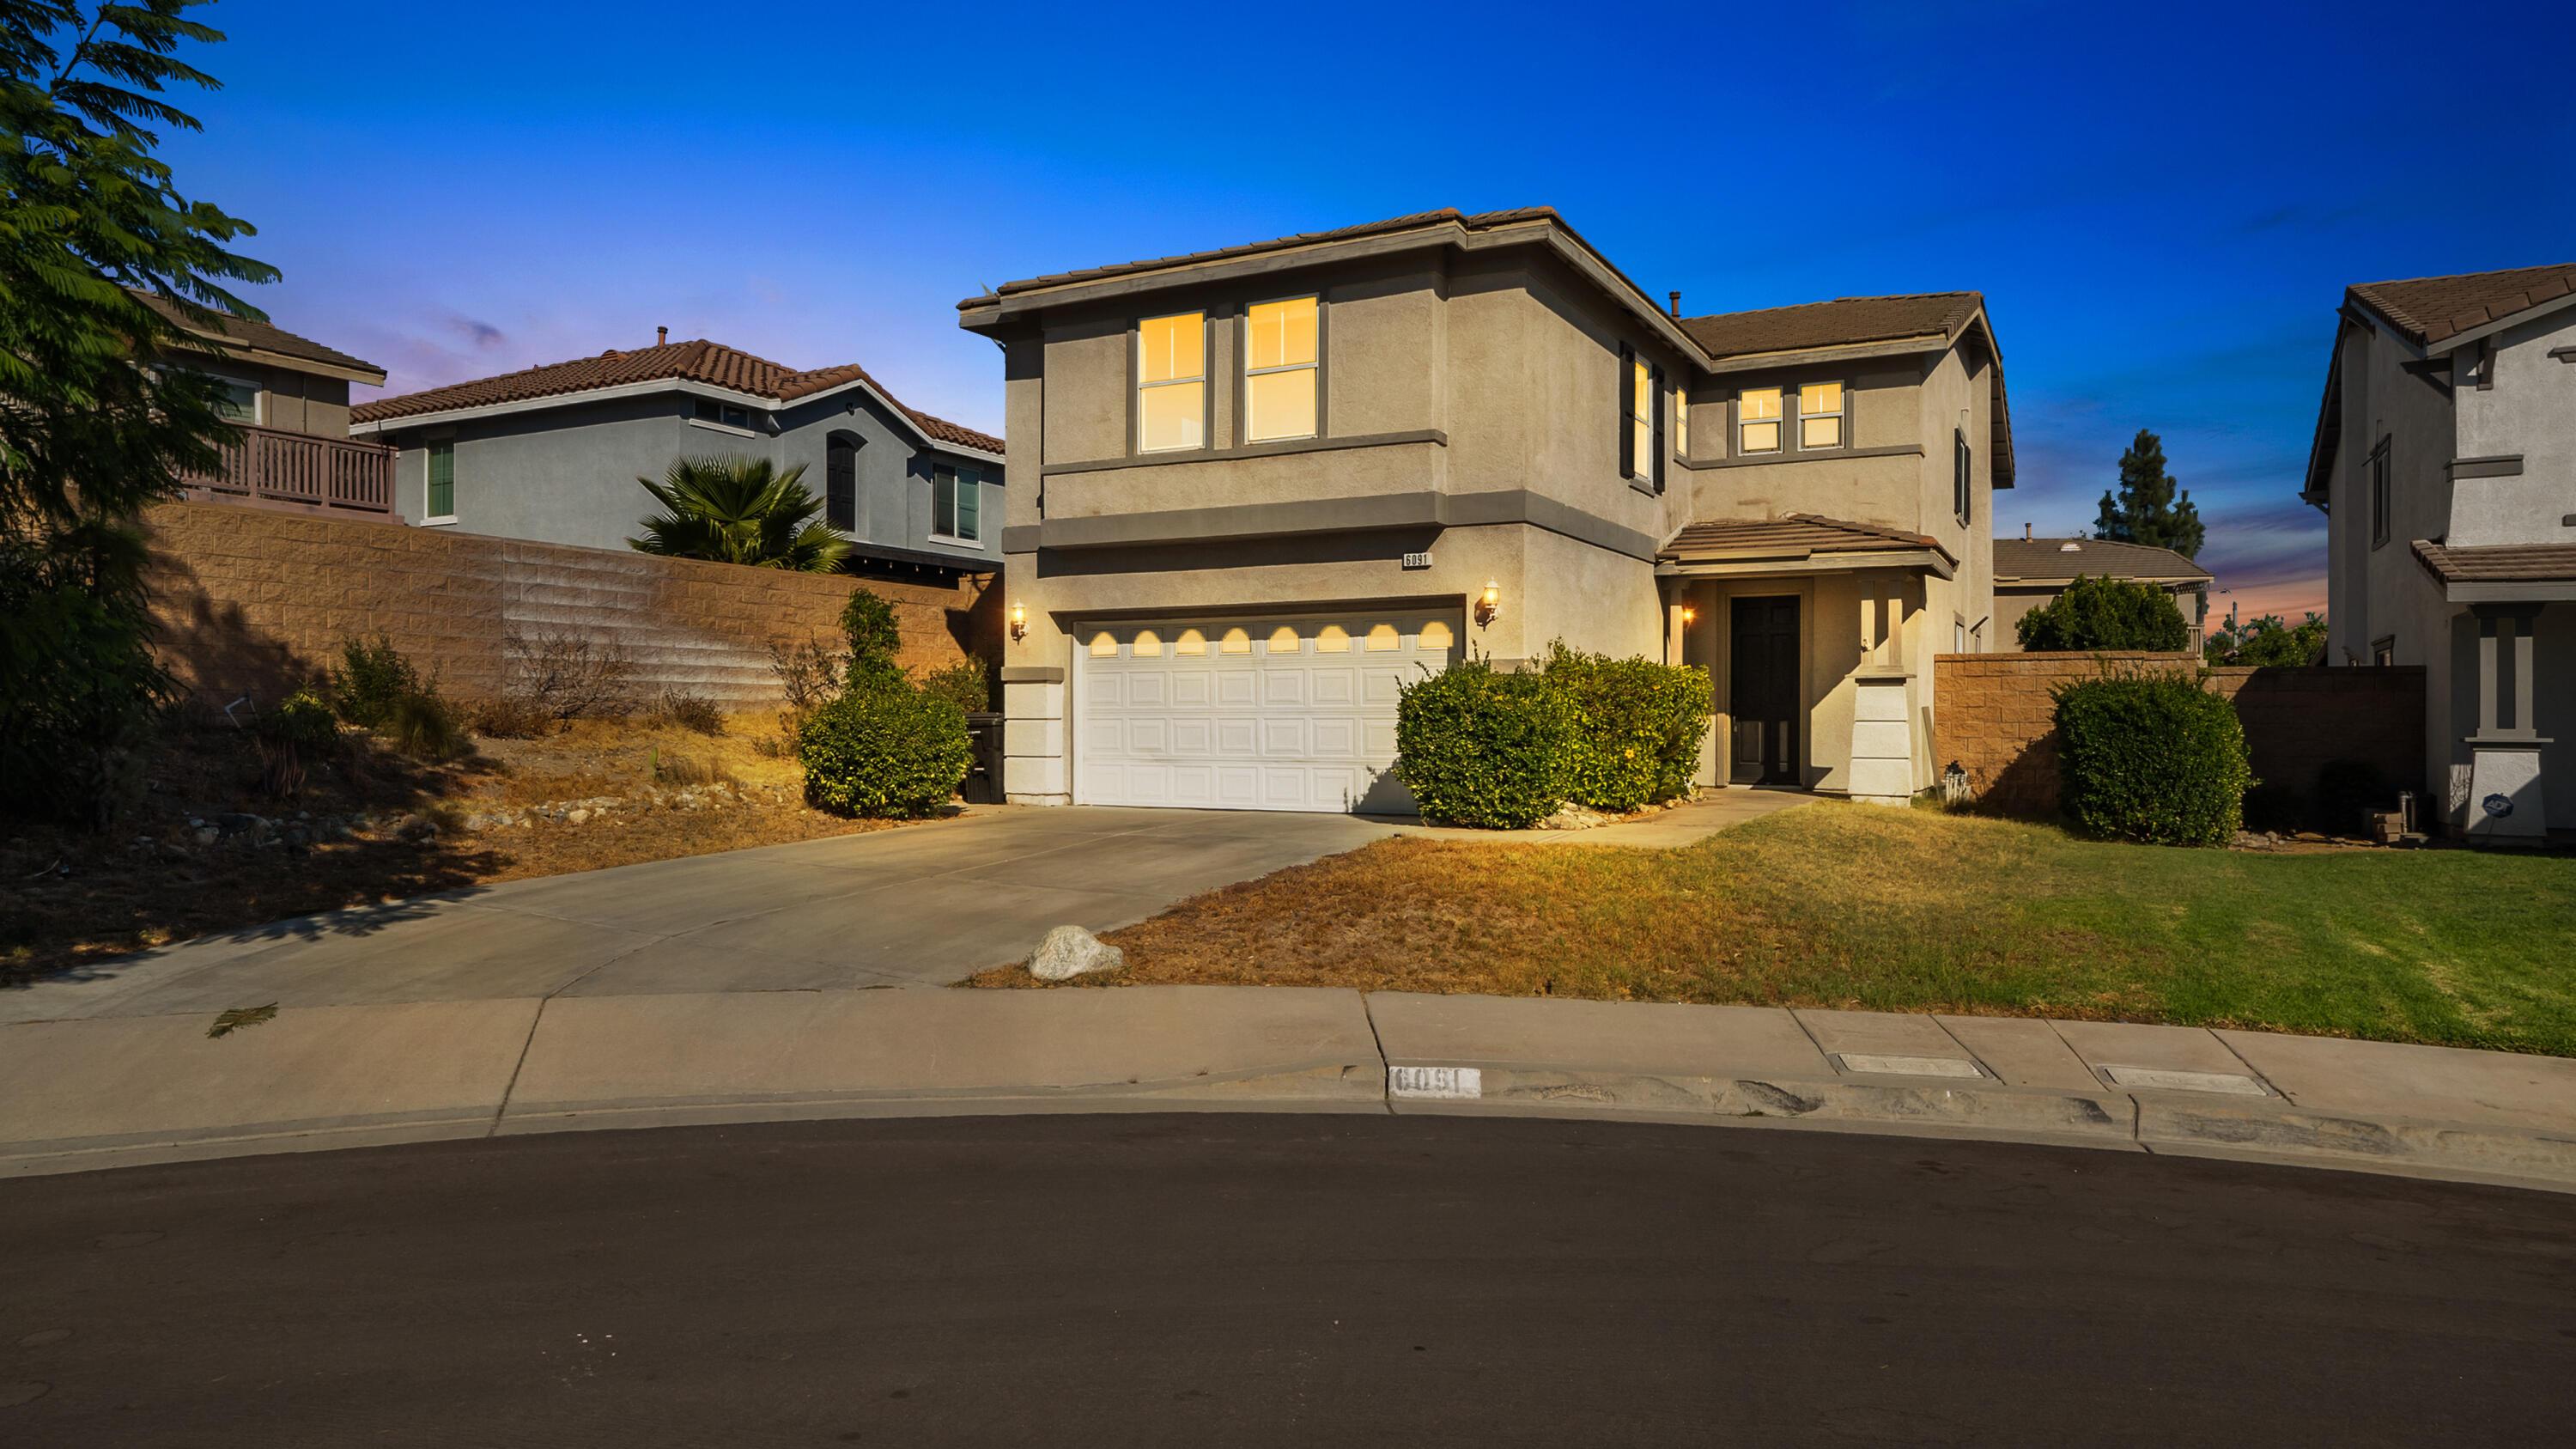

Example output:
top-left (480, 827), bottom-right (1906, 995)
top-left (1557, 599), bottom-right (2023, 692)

top-left (180, 422), bottom-right (397, 514)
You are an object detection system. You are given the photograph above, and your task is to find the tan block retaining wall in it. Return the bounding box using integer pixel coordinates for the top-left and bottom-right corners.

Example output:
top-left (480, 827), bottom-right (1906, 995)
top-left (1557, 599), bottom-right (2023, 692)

top-left (1935, 653), bottom-right (2426, 818)
top-left (143, 502), bottom-right (1002, 713)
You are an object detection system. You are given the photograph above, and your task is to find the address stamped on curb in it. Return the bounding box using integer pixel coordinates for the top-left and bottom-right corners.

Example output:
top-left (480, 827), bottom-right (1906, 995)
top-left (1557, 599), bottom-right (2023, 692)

top-left (1389, 1066), bottom-right (1483, 1099)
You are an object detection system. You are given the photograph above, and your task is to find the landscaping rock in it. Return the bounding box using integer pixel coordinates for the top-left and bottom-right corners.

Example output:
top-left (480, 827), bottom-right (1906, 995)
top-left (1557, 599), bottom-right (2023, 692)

top-left (1538, 803), bottom-right (1616, 831)
top-left (1028, 924), bottom-right (1125, 982)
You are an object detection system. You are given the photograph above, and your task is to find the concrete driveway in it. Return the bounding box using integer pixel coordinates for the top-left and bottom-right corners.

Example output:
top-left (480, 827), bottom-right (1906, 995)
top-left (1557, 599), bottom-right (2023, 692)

top-left (3, 807), bottom-right (1399, 1023)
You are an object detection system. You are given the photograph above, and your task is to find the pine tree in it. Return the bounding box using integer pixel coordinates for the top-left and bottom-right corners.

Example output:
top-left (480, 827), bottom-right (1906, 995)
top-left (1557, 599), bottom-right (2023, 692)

top-left (2092, 429), bottom-right (2205, 558)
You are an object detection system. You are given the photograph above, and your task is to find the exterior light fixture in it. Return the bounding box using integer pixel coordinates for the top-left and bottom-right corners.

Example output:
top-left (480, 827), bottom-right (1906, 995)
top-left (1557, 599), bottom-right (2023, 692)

top-left (1009, 600), bottom-right (1027, 642)
top-left (1475, 581), bottom-right (1501, 628)
top-left (1680, 604), bottom-right (1697, 626)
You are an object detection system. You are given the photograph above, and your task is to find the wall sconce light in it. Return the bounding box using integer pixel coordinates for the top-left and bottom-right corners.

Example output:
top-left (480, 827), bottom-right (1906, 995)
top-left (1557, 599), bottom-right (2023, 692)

top-left (1475, 581), bottom-right (1501, 628)
top-left (1680, 604), bottom-right (1697, 627)
top-left (1009, 600), bottom-right (1027, 642)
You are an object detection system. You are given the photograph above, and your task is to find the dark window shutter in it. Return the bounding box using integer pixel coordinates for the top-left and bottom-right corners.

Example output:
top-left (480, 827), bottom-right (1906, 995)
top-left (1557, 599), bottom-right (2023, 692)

top-left (1618, 343), bottom-right (1634, 479)
top-left (1650, 363), bottom-right (1667, 494)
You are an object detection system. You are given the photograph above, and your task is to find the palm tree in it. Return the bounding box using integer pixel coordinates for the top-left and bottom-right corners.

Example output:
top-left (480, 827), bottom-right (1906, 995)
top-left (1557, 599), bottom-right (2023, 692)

top-left (627, 457), bottom-right (852, 572)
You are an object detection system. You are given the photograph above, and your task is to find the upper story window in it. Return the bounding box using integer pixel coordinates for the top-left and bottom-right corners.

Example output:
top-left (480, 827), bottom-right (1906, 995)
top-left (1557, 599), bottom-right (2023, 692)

top-left (1619, 346), bottom-right (1664, 491)
top-left (2368, 437), bottom-right (2391, 548)
top-left (1137, 311), bottom-right (1206, 452)
top-left (210, 376), bottom-right (260, 424)
top-left (425, 440), bottom-right (455, 520)
top-left (692, 398), bottom-right (755, 430)
top-left (1953, 429), bottom-right (1971, 526)
top-left (1799, 382), bottom-right (1844, 448)
top-left (825, 436), bottom-right (857, 533)
top-left (1244, 296), bottom-right (1319, 442)
top-left (933, 463), bottom-right (982, 543)
top-left (1738, 387), bottom-right (1783, 454)
top-left (1674, 387), bottom-right (1690, 460)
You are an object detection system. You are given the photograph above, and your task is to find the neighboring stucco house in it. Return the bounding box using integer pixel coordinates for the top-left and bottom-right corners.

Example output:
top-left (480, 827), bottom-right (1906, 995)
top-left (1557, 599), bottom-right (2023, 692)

top-left (349, 338), bottom-right (1005, 581)
top-left (1991, 533), bottom-right (2211, 651)
top-left (2303, 261), bottom-right (2576, 842)
top-left (142, 294), bottom-right (398, 519)
top-left (957, 207), bottom-right (2013, 812)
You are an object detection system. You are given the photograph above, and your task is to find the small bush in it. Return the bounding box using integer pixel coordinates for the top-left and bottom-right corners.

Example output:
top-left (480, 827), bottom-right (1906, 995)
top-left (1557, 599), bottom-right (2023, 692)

top-left (2309, 758), bottom-right (2393, 837)
top-left (798, 684), bottom-right (973, 818)
top-left (652, 688), bottom-right (725, 736)
top-left (1394, 660), bottom-right (1578, 829)
top-left (650, 749), bottom-right (733, 788)
top-left (841, 588), bottom-right (905, 692)
top-left (2017, 575), bottom-right (2190, 652)
top-left (918, 657), bottom-right (991, 714)
top-left (385, 691), bottom-right (471, 762)
top-left (1537, 642), bottom-right (1713, 812)
top-left (504, 628), bottom-right (635, 727)
top-left (260, 685), bottom-right (342, 754)
top-left (2052, 667), bottom-right (2251, 845)
top-left (467, 696), bottom-right (554, 739)
top-left (329, 636), bottom-right (424, 728)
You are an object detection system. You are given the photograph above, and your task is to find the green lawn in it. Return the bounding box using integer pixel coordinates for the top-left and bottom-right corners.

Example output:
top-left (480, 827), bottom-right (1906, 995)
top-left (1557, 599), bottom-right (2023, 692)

top-left (975, 801), bottom-right (2576, 1057)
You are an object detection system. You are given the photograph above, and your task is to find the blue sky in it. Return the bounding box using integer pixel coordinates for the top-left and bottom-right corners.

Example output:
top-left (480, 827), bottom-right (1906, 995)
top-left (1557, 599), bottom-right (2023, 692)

top-left (158, 0), bottom-right (2572, 618)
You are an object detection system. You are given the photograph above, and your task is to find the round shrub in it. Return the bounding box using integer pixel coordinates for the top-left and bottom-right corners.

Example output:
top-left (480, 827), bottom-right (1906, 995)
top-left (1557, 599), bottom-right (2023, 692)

top-left (798, 683), bottom-right (973, 819)
top-left (1538, 642), bottom-right (1714, 812)
top-left (2052, 668), bottom-right (2251, 845)
top-left (1394, 660), bottom-right (1577, 829)
top-left (2017, 575), bottom-right (2190, 652)
top-left (261, 685), bottom-right (342, 753)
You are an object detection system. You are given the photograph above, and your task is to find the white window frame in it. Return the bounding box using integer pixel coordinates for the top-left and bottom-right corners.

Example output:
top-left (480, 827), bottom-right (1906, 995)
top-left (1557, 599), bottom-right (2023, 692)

top-left (1796, 381), bottom-right (1847, 451)
top-left (931, 463), bottom-right (981, 545)
top-left (1242, 294), bottom-right (1320, 444)
top-left (1737, 387), bottom-right (1783, 455)
top-left (1136, 311), bottom-right (1208, 454)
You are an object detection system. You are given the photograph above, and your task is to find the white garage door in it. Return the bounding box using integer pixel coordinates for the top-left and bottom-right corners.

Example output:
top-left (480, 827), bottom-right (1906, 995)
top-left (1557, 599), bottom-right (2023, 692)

top-left (1075, 611), bottom-right (1461, 813)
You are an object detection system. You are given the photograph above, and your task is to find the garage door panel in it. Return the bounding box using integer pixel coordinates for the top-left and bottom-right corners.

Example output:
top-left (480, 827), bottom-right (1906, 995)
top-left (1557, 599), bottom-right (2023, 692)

top-left (1078, 611), bottom-right (1457, 813)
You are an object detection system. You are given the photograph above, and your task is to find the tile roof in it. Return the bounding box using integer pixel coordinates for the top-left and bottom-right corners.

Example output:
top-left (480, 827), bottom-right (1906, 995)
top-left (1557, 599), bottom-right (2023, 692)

top-left (2348, 263), bottom-right (2576, 347)
top-left (1679, 292), bottom-right (1984, 361)
top-left (970, 207), bottom-right (1564, 301)
top-left (1661, 514), bottom-right (1955, 566)
top-left (136, 290), bottom-right (384, 380)
top-left (349, 339), bottom-right (1001, 454)
top-left (2413, 540), bottom-right (2576, 585)
top-left (1992, 537), bottom-right (2209, 583)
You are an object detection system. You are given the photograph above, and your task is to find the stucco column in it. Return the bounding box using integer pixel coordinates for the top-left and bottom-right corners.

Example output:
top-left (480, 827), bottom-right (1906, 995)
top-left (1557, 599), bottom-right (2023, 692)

top-left (2465, 603), bottom-right (2547, 839)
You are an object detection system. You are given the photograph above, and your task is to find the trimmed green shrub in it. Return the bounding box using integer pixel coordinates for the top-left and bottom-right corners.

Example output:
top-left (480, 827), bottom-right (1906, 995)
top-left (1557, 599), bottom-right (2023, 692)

top-left (1537, 642), bottom-right (1714, 812)
top-left (841, 588), bottom-right (905, 691)
top-left (798, 684), bottom-right (973, 818)
top-left (261, 685), bottom-right (341, 753)
top-left (1394, 660), bottom-right (1578, 829)
top-left (2052, 667), bottom-right (2251, 845)
top-left (2017, 575), bottom-right (2190, 652)
top-left (918, 656), bottom-right (991, 714)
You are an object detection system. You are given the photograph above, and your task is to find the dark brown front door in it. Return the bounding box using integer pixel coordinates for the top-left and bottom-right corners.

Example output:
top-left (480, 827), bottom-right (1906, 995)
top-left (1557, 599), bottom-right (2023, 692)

top-left (1730, 596), bottom-right (1800, 785)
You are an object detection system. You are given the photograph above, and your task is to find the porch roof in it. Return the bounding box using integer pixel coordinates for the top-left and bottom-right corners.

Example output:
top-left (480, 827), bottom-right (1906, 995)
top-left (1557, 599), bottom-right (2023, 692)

top-left (1656, 514), bottom-right (1957, 579)
top-left (2413, 540), bottom-right (2576, 601)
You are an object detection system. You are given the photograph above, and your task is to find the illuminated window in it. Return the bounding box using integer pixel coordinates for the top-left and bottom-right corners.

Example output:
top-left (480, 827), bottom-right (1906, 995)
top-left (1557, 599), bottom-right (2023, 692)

top-left (1133, 629), bottom-right (1163, 657)
top-left (1619, 345), bottom-right (1663, 490)
top-left (1244, 296), bottom-right (1318, 442)
top-left (1090, 633), bottom-right (1118, 657)
top-left (1365, 624), bottom-right (1400, 651)
top-left (1219, 627), bottom-right (1251, 654)
top-left (1419, 620), bottom-right (1454, 650)
top-left (1315, 624), bottom-right (1351, 652)
top-left (1267, 625), bottom-right (1301, 653)
top-left (1174, 629), bottom-right (1206, 655)
top-left (1800, 382), bottom-right (1844, 449)
top-left (1138, 312), bottom-right (1205, 453)
top-left (1674, 389), bottom-right (1690, 459)
top-left (1739, 387), bottom-right (1782, 454)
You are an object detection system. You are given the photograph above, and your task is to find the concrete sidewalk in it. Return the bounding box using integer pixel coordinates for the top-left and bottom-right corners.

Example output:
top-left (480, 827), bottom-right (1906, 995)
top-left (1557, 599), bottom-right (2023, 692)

top-left (6, 986), bottom-right (2573, 1194)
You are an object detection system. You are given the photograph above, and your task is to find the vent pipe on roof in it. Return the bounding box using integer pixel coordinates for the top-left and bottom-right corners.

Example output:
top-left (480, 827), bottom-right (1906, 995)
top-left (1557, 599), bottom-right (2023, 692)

top-left (2024, 522), bottom-right (2031, 539)
top-left (657, 326), bottom-right (668, 347)
top-left (1668, 290), bottom-right (1680, 319)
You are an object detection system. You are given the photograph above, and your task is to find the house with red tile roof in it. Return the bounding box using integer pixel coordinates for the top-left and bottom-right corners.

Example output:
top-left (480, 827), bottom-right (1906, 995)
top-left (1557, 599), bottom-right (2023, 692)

top-left (349, 336), bottom-right (1004, 580)
top-left (957, 207), bottom-right (2014, 809)
top-left (2303, 261), bottom-right (2576, 841)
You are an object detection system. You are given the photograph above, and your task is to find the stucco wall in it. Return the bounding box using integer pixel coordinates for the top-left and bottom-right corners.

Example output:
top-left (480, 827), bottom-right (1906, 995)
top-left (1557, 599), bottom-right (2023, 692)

top-left (2450, 308), bottom-right (2576, 547)
top-left (1934, 653), bottom-right (2426, 819)
top-left (143, 501), bottom-right (1000, 713)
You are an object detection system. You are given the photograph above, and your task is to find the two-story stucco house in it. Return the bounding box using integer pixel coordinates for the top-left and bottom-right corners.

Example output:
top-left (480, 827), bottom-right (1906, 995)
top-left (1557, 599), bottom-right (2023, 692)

top-left (2303, 262), bottom-right (2576, 842)
top-left (349, 337), bottom-right (1005, 581)
top-left (958, 207), bottom-right (2012, 813)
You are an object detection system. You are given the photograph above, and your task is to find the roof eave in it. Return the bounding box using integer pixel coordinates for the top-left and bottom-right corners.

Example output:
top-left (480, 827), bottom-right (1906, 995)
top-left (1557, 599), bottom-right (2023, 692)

top-left (2413, 287), bottom-right (2576, 356)
top-left (172, 332), bottom-right (386, 387)
top-left (1657, 545), bottom-right (1957, 581)
top-left (352, 373), bottom-right (1004, 462)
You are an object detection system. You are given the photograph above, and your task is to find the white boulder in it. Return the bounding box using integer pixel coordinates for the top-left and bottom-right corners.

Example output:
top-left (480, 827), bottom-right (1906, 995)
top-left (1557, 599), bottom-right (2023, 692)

top-left (1028, 924), bottom-right (1125, 982)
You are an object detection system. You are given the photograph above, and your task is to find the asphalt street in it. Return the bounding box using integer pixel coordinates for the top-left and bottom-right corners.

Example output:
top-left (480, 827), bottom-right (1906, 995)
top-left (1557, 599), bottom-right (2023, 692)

top-left (3, 1115), bottom-right (2570, 1446)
